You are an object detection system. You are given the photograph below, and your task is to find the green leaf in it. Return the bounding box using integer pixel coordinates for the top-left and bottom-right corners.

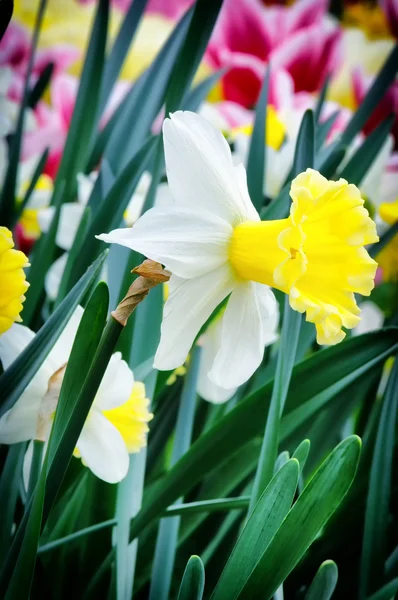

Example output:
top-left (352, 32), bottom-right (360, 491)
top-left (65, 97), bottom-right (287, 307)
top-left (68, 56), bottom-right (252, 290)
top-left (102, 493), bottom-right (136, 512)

top-left (165, 497), bottom-right (250, 517)
top-left (338, 114), bottom-right (394, 187)
top-left (304, 560), bottom-right (338, 600)
top-left (249, 297), bottom-right (302, 509)
top-left (28, 62), bottom-right (53, 109)
top-left (239, 436), bottom-right (361, 599)
top-left (105, 8), bottom-right (192, 173)
top-left (177, 556), bottom-right (205, 600)
top-left (314, 76), bottom-right (331, 122)
top-left (149, 346), bottom-right (202, 600)
top-left (0, 251), bottom-right (108, 418)
top-left (0, 0), bottom-right (47, 227)
top-left (183, 70), bottom-right (227, 112)
top-left (46, 282), bottom-right (109, 465)
top-left (53, 0), bottom-right (108, 201)
top-left (262, 109), bottom-right (314, 220)
top-left (359, 358), bottom-right (398, 598)
top-left (292, 109), bottom-right (315, 176)
top-left (0, 445), bottom-right (25, 563)
top-left (12, 148), bottom-right (49, 226)
top-left (366, 579), bottom-right (398, 600)
top-left (165, 0), bottom-right (223, 113)
top-left (247, 68), bottom-right (269, 212)
top-left (292, 439), bottom-right (311, 472)
top-left (97, 0), bottom-right (148, 117)
top-left (211, 459), bottom-right (299, 600)
top-left (340, 45), bottom-right (398, 147)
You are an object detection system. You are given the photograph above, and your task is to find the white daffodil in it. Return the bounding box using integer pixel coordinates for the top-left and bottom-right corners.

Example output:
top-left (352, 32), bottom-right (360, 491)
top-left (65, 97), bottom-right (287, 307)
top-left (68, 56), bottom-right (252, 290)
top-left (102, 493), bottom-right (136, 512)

top-left (0, 306), bottom-right (153, 483)
top-left (197, 302), bottom-right (279, 403)
top-left (0, 67), bottom-right (36, 137)
top-left (98, 111), bottom-right (279, 390)
top-left (39, 170), bottom-right (171, 300)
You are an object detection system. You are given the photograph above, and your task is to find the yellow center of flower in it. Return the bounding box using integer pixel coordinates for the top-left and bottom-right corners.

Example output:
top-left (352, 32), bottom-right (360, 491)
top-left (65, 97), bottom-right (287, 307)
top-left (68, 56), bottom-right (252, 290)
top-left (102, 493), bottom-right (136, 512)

top-left (103, 382), bottom-right (153, 453)
top-left (0, 227), bottom-right (29, 335)
top-left (229, 169), bottom-right (379, 345)
top-left (376, 199), bottom-right (398, 281)
top-left (232, 106), bottom-right (285, 151)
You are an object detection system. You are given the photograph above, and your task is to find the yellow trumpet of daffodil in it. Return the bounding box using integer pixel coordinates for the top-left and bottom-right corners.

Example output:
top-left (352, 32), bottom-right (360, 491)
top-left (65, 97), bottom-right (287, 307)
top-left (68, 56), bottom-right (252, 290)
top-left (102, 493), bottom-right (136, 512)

top-left (0, 227), bottom-right (29, 335)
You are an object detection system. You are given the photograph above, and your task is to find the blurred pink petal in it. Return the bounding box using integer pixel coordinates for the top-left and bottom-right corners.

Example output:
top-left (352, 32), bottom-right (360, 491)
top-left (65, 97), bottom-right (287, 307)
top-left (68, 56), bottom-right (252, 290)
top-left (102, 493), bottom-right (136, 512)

top-left (0, 22), bottom-right (29, 69)
top-left (34, 45), bottom-right (81, 77)
top-left (50, 73), bottom-right (78, 128)
top-left (353, 67), bottom-right (398, 148)
top-left (382, 0), bottom-right (398, 38)
top-left (270, 21), bottom-right (342, 93)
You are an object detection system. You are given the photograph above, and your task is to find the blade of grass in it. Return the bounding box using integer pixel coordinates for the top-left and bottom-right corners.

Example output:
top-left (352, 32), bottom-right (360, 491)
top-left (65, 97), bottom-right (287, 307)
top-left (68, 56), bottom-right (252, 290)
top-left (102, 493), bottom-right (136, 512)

top-left (359, 357), bottom-right (398, 598)
top-left (304, 561), bottom-right (338, 600)
top-left (247, 67), bottom-right (270, 213)
top-left (177, 556), bottom-right (205, 600)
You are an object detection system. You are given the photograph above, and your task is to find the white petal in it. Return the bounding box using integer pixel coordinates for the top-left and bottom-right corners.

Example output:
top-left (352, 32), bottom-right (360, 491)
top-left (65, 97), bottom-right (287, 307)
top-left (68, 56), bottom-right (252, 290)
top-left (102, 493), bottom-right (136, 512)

top-left (256, 283), bottom-right (280, 346)
top-left (0, 323), bottom-right (36, 370)
top-left (46, 305), bottom-right (84, 372)
top-left (209, 282), bottom-right (278, 389)
top-left (97, 206), bottom-right (232, 279)
top-left (38, 203), bottom-right (85, 251)
top-left (0, 387), bottom-right (44, 443)
top-left (76, 411), bottom-right (129, 483)
top-left (154, 265), bottom-right (236, 371)
top-left (360, 135), bottom-right (393, 205)
top-left (23, 441), bottom-right (34, 492)
top-left (354, 301), bottom-right (384, 335)
top-left (0, 138), bottom-right (7, 187)
top-left (77, 171), bottom-right (98, 206)
top-left (45, 253), bottom-right (68, 301)
top-left (94, 352), bottom-right (134, 411)
top-left (265, 141), bottom-right (295, 199)
top-left (163, 110), bottom-right (256, 225)
top-left (197, 317), bottom-right (237, 404)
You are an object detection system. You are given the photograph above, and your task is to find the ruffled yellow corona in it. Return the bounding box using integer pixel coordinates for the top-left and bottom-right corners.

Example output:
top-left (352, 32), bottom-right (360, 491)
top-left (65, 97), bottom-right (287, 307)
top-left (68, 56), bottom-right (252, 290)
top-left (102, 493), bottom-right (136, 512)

top-left (0, 227), bottom-right (29, 335)
top-left (103, 382), bottom-right (153, 453)
top-left (229, 169), bottom-right (379, 345)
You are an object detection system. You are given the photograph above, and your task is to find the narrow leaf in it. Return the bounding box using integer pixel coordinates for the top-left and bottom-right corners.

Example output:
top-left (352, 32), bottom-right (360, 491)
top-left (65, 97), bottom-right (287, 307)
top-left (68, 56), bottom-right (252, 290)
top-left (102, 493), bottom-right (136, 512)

top-left (304, 560), bottom-right (338, 600)
top-left (178, 556), bottom-right (205, 600)
top-left (247, 68), bottom-right (270, 212)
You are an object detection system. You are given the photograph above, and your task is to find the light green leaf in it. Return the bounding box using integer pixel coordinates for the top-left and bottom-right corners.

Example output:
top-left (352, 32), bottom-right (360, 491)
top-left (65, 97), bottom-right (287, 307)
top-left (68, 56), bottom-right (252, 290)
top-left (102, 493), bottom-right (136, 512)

top-left (304, 560), bottom-right (338, 600)
top-left (366, 578), bottom-right (398, 600)
top-left (239, 436), bottom-right (361, 599)
top-left (211, 459), bottom-right (299, 600)
top-left (292, 439), bottom-right (311, 473)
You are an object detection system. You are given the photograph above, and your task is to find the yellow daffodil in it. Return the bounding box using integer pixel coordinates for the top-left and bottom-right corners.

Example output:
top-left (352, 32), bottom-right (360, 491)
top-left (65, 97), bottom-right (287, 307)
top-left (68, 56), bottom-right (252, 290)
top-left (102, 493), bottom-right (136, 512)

top-left (232, 106), bottom-right (286, 151)
top-left (98, 112), bottom-right (378, 390)
top-left (0, 227), bottom-right (29, 335)
top-left (0, 307), bottom-right (153, 483)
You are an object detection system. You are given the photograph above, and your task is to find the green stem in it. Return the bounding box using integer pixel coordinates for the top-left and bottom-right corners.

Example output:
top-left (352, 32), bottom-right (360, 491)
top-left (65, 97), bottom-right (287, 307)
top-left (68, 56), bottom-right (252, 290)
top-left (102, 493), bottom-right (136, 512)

top-left (249, 298), bottom-right (302, 513)
top-left (26, 441), bottom-right (44, 504)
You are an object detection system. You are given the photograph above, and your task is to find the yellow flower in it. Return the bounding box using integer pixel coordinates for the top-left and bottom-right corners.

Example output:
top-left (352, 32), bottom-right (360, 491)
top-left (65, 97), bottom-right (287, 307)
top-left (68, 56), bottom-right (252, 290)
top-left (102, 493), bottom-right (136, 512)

top-left (343, 4), bottom-right (390, 40)
top-left (229, 169), bottom-right (379, 345)
top-left (0, 227), bottom-right (29, 335)
top-left (377, 199), bottom-right (398, 281)
top-left (231, 106), bottom-right (285, 151)
top-left (103, 381), bottom-right (153, 453)
top-left (18, 174), bottom-right (53, 240)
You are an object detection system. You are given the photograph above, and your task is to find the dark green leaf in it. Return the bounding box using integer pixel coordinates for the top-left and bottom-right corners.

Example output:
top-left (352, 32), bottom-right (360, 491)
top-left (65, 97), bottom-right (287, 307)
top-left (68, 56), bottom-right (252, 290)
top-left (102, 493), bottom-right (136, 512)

top-left (28, 62), bottom-right (53, 109)
top-left (247, 68), bottom-right (269, 212)
top-left (178, 556), bottom-right (205, 600)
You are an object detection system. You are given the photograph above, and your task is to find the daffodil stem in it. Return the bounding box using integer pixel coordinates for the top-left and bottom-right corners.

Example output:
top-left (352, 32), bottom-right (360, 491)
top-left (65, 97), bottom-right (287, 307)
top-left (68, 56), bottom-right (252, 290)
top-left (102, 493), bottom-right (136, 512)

top-left (249, 299), bottom-right (302, 514)
top-left (149, 344), bottom-right (202, 600)
top-left (26, 441), bottom-right (44, 504)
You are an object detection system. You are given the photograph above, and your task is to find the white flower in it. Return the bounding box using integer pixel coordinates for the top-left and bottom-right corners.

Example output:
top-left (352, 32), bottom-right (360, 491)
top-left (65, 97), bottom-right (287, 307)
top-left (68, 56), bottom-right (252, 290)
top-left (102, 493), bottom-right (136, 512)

top-left (98, 111), bottom-right (279, 390)
top-left (352, 301), bottom-right (384, 335)
top-left (0, 67), bottom-right (36, 138)
top-left (0, 307), bottom-right (152, 483)
top-left (197, 302), bottom-right (279, 403)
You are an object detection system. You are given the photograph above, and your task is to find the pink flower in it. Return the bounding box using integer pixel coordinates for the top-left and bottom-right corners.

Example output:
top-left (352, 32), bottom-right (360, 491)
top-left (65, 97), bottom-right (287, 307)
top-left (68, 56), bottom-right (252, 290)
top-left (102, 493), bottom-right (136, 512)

top-left (382, 0), bottom-right (398, 38)
top-left (206, 0), bottom-right (342, 108)
top-left (0, 22), bottom-right (80, 81)
top-left (353, 68), bottom-right (398, 149)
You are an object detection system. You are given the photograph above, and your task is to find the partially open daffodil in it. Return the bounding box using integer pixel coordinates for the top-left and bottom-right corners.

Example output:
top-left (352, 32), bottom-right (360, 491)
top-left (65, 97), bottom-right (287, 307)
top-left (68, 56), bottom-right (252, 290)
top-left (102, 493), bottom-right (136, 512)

top-left (0, 227), bottom-right (29, 335)
top-left (0, 307), bottom-right (153, 483)
top-left (98, 111), bottom-right (378, 389)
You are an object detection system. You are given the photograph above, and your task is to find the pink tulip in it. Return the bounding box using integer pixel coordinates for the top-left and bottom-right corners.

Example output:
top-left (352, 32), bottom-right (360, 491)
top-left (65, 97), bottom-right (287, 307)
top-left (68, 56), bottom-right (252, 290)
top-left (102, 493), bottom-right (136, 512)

top-left (353, 68), bottom-right (398, 149)
top-left (382, 0), bottom-right (398, 38)
top-left (206, 0), bottom-right (342, 108)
